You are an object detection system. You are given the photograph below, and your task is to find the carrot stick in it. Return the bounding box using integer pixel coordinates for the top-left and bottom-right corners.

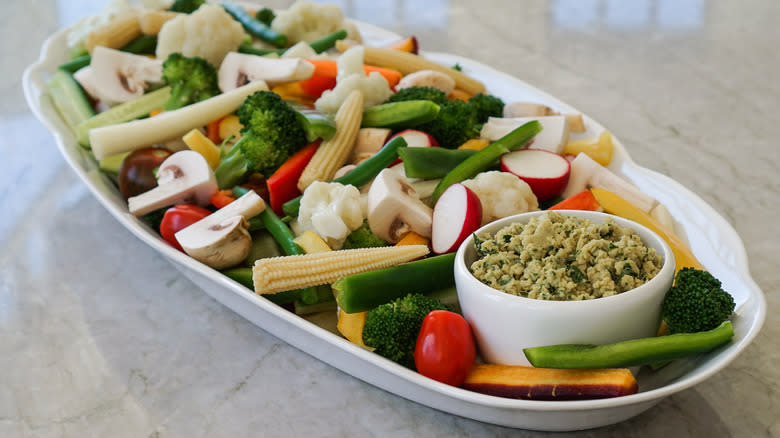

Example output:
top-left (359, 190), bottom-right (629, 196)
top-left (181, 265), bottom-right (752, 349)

top-left (206, 117), bottom-right (223, 144)
top-left (305, 59), bottom-right (402, 88)
top-left (547, 189), bottom-right (601, 211)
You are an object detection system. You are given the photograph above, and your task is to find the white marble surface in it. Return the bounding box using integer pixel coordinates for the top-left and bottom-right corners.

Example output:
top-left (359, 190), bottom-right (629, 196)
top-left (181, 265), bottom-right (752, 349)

top-left (3, 0), bottom-right (778, 436)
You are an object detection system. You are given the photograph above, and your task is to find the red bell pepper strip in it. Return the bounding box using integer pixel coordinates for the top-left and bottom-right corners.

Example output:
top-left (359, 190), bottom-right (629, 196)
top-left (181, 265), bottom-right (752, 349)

top-left (266, 140), bottom-right (321, 215)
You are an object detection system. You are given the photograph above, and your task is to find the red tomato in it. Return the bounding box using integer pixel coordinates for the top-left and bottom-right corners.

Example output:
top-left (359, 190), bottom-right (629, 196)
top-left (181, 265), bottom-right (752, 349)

top-left (159, 204), bottom-right (212, 251)
top-left (414, 310), bottom-right (476, 386)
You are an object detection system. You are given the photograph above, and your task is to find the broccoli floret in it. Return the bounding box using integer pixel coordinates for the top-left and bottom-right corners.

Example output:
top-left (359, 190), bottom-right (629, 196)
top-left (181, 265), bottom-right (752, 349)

top-left (469, 93), bottom-right (505, 124)
top-left (255, 7), bottom-right (276, 25)
top-left (362, 293), bottom-right (451, 369)
top-left (161, 53), bottom-right (220, 110)
top-left (387, 86), bottom-right (481, 148)
top-left (388, 86), bottom-right (449, 105)
top-left (214, 91), bottom-right (309, 188)
top-left (169, 0), bottom-right (205, 13)
top-left (661, 268), bottom-right (735, 334)
top-left (342, 221), bottom-right (388, 249)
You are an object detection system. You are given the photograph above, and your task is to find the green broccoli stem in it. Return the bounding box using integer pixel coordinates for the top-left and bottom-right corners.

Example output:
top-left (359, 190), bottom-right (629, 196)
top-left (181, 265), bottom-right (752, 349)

top-left (523, 321), bottom-right (734, 369)
top-left (431, 120), bottom-right (542, 203)
top-left (257, 208), bottom-right (319, 305)
top-left (222, 1), bottom-right (287, 48)
top-left (282, 136), bottom-right (408, 217)
top-left (215, 141), bottom-right (253, 189)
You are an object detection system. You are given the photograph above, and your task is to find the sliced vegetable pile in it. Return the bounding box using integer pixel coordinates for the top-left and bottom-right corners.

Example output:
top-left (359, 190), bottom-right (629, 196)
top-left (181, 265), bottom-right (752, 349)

top-left (47, 0), bottom-right (736, 401)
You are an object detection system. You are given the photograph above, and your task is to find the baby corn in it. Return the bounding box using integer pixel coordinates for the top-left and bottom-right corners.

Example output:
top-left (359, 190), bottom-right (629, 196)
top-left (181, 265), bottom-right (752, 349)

top-left (253, 244), bottom-right (429, 295)
top-left (297, 90), bottom-right (364, 191)
top-left (85, 15), bottom-right (142, 53)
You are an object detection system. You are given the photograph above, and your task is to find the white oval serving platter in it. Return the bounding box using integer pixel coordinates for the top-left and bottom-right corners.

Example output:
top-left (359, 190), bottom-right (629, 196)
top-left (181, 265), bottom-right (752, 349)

top-left (23, 19), bottom-right (766, 432)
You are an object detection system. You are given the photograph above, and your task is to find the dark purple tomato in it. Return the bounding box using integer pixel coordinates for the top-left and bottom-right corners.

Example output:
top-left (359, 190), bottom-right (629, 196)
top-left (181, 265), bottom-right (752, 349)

top-left (118, 147), bottom-right (172, 199)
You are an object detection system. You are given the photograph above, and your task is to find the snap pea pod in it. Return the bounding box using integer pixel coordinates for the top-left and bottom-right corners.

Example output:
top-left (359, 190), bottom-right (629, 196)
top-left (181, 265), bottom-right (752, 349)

top-left (238, 29), bottom-right (349, 57)
top-left (397, 147), bottom-right (478, 179)
top-left (222, 1), bottom-right (287, 48)
top-left (523, 321), bottom-right (734, 369)
top-left (281, 136), bottom-right (408, 217)
top-left (431, 120), bottom-right (542, 203)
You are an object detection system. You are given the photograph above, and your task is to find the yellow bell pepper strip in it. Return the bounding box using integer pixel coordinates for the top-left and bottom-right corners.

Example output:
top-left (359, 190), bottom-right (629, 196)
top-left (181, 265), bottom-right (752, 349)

top-left (590, 188), bottom-right (703, 271)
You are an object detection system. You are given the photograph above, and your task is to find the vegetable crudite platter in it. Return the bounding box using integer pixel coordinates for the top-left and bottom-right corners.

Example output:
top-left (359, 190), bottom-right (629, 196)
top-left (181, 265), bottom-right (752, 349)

top-left (23, 1), bottom-right (766, 431)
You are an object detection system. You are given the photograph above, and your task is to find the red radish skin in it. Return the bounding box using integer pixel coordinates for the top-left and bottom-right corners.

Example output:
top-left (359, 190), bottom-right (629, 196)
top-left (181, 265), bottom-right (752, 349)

top-left (389, 129), bottom-right (438, 166)
top-left (501, 149), bottom-right (571, 201)
top-left (432, 183), bottom-right (482, 254)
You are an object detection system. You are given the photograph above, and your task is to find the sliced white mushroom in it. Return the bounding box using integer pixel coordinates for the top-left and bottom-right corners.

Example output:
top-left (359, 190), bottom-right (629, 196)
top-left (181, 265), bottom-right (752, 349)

top-left (127, 150), bottom-right (217, 216)
top-left (503, 102), bottom-right (556, 118)
top-left (480, 115), bottom-right (570, 154)
top-left (73, 66), bottom-right (101, 101)
top-left (217, 52), bottom-right (315, 92)
top-left (90, 46), bottom-right (163, 104)
top-left (348, 127), bottom-right (391, 164)
top-left (175, 190), bottom-right (266, 269)
top-left (395, 69), bottom-right (456, 95)
top-left (366, 168), bottom-right (433, 243)
top-left (504, 102), bottom-right (586, 133)
top-left (562, 152), bottom-right (657, 212)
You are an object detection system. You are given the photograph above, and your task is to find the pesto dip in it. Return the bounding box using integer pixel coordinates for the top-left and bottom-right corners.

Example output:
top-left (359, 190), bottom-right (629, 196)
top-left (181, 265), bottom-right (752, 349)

top-left (470, 212), bottom-right (663, 300)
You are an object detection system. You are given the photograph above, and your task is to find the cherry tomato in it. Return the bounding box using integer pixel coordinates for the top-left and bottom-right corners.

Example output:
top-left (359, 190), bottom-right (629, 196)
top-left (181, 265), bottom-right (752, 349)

top-left (414, 310), bottom-right (476, 386)
top-left (118, 147), bottom-right (172, 199)
top-left (159, 204), bottom-right (212, 251)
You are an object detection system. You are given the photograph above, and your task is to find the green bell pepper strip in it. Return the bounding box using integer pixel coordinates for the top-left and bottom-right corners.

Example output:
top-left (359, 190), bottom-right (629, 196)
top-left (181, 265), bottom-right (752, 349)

top-left (523, 320), bottom-right (734, 369)
top-left (430, 120), bottom-right (542, 203)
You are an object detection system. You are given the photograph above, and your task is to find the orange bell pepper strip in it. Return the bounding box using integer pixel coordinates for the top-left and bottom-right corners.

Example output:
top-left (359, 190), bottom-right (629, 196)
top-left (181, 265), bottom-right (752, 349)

top-left (266, 140), bottom-right (321, 216)
top-left (209, 189), bottom-right (236, 209)
top-left (304, 59), bottom-right (402, 88)
top-left (547, 190), bottom-right (601, 211)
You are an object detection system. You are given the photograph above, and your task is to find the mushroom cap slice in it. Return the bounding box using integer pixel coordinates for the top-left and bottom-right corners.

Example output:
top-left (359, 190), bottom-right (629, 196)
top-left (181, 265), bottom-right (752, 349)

top-left (127, 150), bottom-right (217, 216)
top-left (90, 46), bottom-right (164, 104)
top-left (175, 190), bottom-right (267, 269)
top-left (218, 52), bottom-right (314, 93)
top-left (366, 168), bottom-right (433, 243)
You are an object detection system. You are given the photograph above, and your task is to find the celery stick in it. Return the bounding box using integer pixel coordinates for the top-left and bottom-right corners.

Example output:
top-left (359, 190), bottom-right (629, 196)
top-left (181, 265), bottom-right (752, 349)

top-left (76, 86), bottom-right (172, 148)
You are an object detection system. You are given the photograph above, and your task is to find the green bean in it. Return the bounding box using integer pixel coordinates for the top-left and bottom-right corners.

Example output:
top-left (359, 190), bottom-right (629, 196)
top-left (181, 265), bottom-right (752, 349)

top-left (281, 136), bottom-right (408, 217)
top-left (238, 29), bottom-right (348, 57)
top-left (431, 120), bottom-right (541, 203)
top-left (222, 2), bottom-right (287, 48)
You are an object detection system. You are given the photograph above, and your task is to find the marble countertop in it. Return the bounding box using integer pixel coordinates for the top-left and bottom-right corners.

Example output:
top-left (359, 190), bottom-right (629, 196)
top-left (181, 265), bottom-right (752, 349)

top-left (3, 0), bottom-right (777, 436)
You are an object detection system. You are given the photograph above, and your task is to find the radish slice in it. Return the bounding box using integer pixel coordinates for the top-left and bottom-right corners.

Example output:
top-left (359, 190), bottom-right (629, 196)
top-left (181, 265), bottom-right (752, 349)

top-left (389, 129), bottom-right (437, 165)
top-left (432, 183), bottom-right (482, 254)
top-left (500, 149), bottom-right (570, 201)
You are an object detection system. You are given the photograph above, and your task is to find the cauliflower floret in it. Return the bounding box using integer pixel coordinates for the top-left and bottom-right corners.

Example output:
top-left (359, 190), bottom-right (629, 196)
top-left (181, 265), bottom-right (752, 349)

top-left (271, 1), bottom-right (362, 45)
top-left (462, 171), bottom-right (539, 225)
top-left (315, 46), bottom-right (393, 113)
top-left (297, 181), bottom-right (365, 249)
top-left (155, 4), bottom-right (245, 68)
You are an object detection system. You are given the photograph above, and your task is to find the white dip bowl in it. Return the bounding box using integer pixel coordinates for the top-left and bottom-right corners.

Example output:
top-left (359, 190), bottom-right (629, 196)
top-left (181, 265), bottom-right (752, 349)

top-left (454, 210), bottom-right (675, 366)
